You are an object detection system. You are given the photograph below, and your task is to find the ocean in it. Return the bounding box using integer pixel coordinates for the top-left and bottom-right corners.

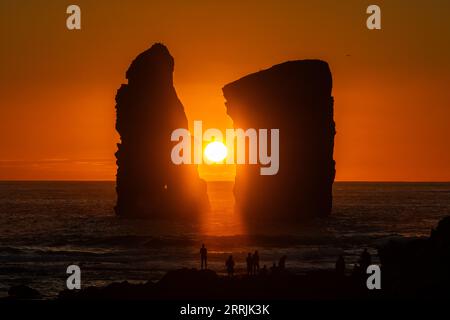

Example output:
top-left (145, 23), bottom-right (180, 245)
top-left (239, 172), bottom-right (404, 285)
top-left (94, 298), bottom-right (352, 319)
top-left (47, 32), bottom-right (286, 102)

top-left (0, 181), bottom-right (449, 298)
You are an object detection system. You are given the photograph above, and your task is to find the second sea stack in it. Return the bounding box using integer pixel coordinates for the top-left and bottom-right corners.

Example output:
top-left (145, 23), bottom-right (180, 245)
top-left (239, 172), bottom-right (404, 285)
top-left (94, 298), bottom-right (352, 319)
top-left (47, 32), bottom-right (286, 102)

top-left (223, 60), bottom-right (336, 221)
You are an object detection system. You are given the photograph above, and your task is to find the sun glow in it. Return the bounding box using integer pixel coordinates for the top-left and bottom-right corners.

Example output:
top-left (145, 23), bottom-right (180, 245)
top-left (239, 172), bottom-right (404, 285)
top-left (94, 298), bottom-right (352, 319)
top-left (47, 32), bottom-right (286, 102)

top-left (204, 141), bottom-right (228, 163)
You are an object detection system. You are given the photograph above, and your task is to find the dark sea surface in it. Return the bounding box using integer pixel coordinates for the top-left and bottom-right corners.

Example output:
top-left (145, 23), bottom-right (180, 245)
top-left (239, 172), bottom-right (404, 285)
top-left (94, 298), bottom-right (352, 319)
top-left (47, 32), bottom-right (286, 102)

top-left (0, 181), bottom-right (449, 298)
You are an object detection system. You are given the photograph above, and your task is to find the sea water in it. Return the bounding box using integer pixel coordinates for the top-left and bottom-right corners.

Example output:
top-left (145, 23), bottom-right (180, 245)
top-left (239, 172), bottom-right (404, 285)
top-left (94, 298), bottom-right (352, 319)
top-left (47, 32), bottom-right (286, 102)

top-left (0, 181), bottom-right (448, 298)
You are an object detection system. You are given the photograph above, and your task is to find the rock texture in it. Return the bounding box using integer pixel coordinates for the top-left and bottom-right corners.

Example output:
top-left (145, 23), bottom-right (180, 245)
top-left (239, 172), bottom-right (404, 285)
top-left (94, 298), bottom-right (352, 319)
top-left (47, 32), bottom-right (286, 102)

top-left (223, 60), bottom-right (335, 220)
top-left (115, 43), bottom-right (208, 218)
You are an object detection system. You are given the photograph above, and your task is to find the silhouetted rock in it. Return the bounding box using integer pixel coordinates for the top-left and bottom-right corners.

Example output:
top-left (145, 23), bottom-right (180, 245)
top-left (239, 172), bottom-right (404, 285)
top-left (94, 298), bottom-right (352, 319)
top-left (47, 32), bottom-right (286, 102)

top-left (58, 268), bottom-right (368, 300)
top-left (223, 60), bottom-right (335, 221)
top-left (8, 285), bottom-right (41, 300)
top-left (58, 281), bottom-right (156, 300)
top-left (115, 43), bottom-right (208, 218)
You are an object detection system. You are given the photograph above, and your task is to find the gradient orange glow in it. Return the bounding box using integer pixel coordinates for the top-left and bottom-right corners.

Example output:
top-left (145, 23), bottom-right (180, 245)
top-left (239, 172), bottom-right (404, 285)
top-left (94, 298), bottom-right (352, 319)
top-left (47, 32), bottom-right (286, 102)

top-left (0, 0), bottom-right (449, 181)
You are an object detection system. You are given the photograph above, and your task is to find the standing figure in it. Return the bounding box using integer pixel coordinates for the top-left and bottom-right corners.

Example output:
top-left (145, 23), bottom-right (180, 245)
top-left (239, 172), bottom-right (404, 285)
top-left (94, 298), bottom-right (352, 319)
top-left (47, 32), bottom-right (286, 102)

top-left (335, 255), bottom-right (346, 276)
top-left (270, 262), bottom-right (278, 275)
top-left (260, 265), bottom-right (268, 276)
top-left (226, 255), bottom-right (235, 277)
top-left (252, 250), bottom-right (260, 274)
top-left (359, 249), bottom-right (372, 272)
top-left (246, 253), bottom-right (253, 275)
top-left (200, 243), bottom-right (207, 270)
top-left (278, 255), bottom-right (287, 270)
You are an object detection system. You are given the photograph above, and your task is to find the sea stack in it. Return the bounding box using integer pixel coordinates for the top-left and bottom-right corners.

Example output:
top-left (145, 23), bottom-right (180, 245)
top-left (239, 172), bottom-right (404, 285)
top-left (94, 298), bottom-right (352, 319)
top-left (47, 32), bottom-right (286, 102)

top-left (115, 43), bottom-right (208, 218)
top-left (223, 60), bottom-right (335, 220)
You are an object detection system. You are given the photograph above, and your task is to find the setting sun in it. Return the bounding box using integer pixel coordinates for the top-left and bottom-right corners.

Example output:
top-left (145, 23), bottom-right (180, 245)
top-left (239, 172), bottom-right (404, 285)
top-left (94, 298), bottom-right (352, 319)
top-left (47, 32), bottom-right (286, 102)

top-left (204, 141), bottom-right (228, 163)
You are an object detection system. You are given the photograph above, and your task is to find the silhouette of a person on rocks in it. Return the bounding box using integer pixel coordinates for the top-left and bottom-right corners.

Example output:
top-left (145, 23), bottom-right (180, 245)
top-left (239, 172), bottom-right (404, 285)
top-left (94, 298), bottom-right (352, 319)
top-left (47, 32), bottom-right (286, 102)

top-left (359, 249), bottom-right (372, 271)
top-left (270, 262), bottom-right (278, 274)
top-left (335, 255), bottom-right (345, 276)
top-left (253, 250), bottom-right (260, 274)
top-left (260, 265), bottom-right (268, 276)
top-left (226, 255), bottom-right (235, 277)
top-left (278, 255), bottom-right (287, 270)
top-left (246, 253), bottom-right (253, 275)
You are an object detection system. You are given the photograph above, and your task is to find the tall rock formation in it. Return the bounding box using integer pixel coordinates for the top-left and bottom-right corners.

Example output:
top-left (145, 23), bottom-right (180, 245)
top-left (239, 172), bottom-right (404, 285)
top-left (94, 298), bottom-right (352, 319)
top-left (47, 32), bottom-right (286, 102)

top-left (115, 43), bottom-right (208, 218)
top-left (223, 60), bottom-right (335, 221)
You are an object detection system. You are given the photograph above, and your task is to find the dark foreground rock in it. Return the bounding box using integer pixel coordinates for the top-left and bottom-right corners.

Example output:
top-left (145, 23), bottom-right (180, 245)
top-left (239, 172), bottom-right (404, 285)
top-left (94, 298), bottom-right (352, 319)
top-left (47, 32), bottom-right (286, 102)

top-left (58, 268), bottom-right (373, 300)
top-left (6, 285), bottom-right (41, 300)
top-left (378, 216), bottom-right (450, 298)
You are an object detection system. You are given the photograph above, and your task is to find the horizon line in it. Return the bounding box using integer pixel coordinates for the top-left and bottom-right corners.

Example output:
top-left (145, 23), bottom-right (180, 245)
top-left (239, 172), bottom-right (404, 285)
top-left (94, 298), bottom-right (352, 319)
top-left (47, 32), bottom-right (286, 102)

top-left (0, 179), bottom-right (449, 183)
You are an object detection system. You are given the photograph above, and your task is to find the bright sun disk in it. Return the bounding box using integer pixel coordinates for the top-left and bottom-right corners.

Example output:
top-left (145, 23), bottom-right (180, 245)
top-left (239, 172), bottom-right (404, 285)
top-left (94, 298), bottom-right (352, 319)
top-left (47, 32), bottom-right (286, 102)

top-left (204, 141), bottom-right (228, 163)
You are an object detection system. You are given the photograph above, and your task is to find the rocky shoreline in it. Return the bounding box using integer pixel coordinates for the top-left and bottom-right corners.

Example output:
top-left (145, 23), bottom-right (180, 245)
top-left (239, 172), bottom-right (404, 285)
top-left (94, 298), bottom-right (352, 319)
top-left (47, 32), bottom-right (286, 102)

top-left (3, 216), bottom-right (450, 300)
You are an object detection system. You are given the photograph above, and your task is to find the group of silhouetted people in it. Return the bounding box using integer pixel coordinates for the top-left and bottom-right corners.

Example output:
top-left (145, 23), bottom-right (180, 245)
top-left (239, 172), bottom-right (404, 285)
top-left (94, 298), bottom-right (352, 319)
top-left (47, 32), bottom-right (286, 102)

top-left (246, 251), bottom-right (260, 275)
top-left (203, 244), bottom-right (375, 277)
top-left (200, 244), bottom-right (287, 277)
top-left (269, 255), bottom-right (287, 275)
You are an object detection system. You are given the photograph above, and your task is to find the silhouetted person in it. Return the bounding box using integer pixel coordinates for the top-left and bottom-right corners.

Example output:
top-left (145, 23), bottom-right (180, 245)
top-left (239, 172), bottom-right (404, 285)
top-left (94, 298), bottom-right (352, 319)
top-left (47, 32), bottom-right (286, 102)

top-left (359, 249), bottom-right (372, 271)
top-left (270, 262), bottom-right (277, 274)
top-left (260, 265), bottom-right (268, 276)
top-left (226, 255), bottom-right (235, 277)
top-left (252, 250), bottom-right (260, 274)
top-left (279, 255), bottom-right (287, 270)
top-left (335, 255), bottom-right (345, 276)
top-left (200, 244), bottom-right (207, 270)
top-left (246, 253), bottom-right (253, 275)
top-left (351, 263), bottom-right (362, 277)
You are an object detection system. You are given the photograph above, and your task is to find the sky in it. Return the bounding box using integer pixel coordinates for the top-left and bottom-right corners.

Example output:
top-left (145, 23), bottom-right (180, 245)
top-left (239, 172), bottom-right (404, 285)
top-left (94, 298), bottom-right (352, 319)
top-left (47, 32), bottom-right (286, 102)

top-left (0, 0), bottom-right (449, 181)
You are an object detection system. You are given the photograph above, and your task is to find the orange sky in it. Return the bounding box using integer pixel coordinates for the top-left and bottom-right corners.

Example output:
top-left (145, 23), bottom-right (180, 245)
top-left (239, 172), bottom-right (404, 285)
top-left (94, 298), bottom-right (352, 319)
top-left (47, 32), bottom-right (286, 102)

top-left (0, 0), bottom-right (449, 181)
